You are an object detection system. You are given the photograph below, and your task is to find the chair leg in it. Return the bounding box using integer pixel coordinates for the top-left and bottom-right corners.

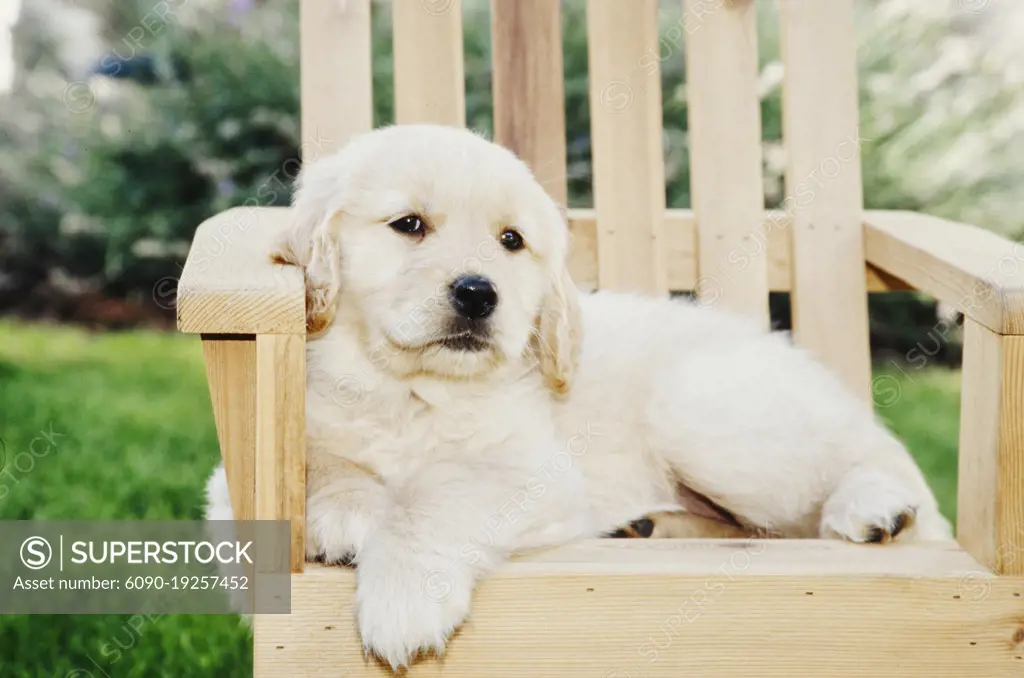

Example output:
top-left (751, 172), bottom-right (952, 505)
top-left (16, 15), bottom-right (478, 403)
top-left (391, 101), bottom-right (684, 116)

top-left (202, 334), bottom-right (257, 522)
top-left (957, 318), bottom-right (1024, 575)
top-left (255, 333), bottom-right (307, 573)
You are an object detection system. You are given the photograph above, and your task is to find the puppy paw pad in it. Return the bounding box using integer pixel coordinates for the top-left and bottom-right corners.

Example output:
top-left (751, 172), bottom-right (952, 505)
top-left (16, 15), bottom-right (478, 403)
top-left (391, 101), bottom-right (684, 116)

top-left (606, 517), bottom-right (655, 539)
top-left (310, 550), bottom-right (356, 567)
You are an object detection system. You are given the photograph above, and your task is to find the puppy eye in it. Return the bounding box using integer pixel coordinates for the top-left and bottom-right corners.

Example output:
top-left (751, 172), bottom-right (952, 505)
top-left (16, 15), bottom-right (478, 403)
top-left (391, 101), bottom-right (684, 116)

top-left (500, 228), bottom-right (525, 252)
top-left (388, 215), bottom-right (426, 237)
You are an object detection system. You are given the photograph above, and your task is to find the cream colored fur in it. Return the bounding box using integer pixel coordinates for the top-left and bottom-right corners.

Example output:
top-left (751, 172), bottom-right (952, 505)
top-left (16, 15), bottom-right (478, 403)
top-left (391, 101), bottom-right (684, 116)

top-left (204, 124), bottom-right (951, 669)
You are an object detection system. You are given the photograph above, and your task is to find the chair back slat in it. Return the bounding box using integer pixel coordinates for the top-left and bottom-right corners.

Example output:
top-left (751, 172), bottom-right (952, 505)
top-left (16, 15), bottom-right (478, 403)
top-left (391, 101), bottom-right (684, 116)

top-left (491, 0), bottom-right (568, 205)
top-left (684, 0), bottom-right (768, 326)
top-left (779, 0), bottom-right (871, 399)
top-left (300, 0), bottom-right (372, 156)
top-left (586, 0), bottom-right (667, 294)
top-left (392, 1), bottom-right (466, 126)
top-left (295, 0), bottom-right (874, 393)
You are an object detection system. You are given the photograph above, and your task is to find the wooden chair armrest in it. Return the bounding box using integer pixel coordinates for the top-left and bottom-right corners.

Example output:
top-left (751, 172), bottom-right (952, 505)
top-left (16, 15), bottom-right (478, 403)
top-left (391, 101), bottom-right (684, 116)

top-left (864, 210), bottom-right (1024, 335)
top-left (181, 208), bottom-right (308, 571)
top-left (176, 206), bottom-right (305, 335)
top-left (866, 212), bottom-right (1024, 574)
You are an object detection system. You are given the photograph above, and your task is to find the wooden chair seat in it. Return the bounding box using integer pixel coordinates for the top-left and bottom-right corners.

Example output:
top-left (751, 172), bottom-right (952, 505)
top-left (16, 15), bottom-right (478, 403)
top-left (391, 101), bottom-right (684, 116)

top-left (177, 2), bottom-right (1024, 675)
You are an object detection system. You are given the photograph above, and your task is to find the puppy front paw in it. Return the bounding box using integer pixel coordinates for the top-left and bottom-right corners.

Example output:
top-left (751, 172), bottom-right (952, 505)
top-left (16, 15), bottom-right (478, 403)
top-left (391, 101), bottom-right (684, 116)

top-left (305, 496), bottom-right (377, 566)
top-left (355, 547), bottom-right (473, 669)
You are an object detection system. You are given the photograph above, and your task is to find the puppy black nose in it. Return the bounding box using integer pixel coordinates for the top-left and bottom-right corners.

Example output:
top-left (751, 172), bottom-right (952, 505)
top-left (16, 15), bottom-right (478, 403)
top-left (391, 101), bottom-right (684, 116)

top-left (449, 275), bottom-right (498, 319)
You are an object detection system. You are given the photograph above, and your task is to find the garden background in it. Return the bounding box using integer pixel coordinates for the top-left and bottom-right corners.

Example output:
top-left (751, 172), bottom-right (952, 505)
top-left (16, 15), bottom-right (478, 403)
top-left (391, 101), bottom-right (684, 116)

top-left (1, 0), bottom-right (1022, 675)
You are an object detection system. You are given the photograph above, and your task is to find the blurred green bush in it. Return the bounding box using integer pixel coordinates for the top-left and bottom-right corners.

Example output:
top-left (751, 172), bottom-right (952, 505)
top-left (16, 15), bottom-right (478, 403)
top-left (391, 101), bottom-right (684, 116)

top-left (1, 0), bottom-right (1021, 358)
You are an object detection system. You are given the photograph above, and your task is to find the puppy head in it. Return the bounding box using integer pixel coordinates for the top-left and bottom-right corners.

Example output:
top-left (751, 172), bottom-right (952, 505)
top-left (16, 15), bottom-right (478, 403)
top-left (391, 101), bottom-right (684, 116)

top-left (275, 124), bottom-right (581, 393)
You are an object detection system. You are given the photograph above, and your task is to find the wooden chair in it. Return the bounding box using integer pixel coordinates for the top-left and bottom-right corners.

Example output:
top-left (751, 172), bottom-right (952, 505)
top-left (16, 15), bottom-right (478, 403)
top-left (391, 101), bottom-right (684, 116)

top-left (177, 1), bottom-right (1024, 675)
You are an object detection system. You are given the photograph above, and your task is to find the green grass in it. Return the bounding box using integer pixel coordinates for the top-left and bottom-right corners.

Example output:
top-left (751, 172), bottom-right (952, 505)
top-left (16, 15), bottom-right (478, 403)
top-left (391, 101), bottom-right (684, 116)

top-left (0, 320), bottom-right (961, 676)
top-left (0, 320), bottom-right (251, 678)
top-left (872, 364), bottom-right (961, 524)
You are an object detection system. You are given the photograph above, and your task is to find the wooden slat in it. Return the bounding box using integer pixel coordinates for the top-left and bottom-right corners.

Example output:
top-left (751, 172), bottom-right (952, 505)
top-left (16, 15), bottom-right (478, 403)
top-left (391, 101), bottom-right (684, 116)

top-left (586, 0), bottom-right (666, 293)
top-left (491, 0), bottom-right (567, 205)
top-left (201, 335), bottom-right (256, 522)
top-left (300, 0), bottom-right (372, 156)
top-left (958, 319), bottom-right (1024, 575)
top-left (502, 538), bottom-right (984, 575)
top-left (566, 208), bottom-right (900, 293)
top-left (959, 320), bottom-right (1003, 572)
top-left (254, 539), bottom-right (1024, 677)
top-left (255, 333), bottom-right (307, 573)
top-left (684, 0), bottom-right (768, 325)
top-left (865, 210), bottom-right (1024, 335)
top-left (568, 209), bottom-right (791, 293)
top-left (779, 0), bottom-right (871, 398)
top-left (177, 207), bottom-right (305, 334)
top-left (392, 0), bottom-right (465, 126)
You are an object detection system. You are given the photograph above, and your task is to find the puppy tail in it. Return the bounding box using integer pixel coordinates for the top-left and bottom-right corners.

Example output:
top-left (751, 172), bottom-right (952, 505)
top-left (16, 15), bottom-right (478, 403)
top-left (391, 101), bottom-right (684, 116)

top-left (204, 463), bottom-right (234, 522)
top-left (203, 464), bottom-right (252, 622)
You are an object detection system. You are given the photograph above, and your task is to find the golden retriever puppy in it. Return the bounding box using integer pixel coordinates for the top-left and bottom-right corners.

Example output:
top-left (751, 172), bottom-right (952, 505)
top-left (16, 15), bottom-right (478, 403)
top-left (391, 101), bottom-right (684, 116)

top-left (204, 124), bottom-right (950, 668)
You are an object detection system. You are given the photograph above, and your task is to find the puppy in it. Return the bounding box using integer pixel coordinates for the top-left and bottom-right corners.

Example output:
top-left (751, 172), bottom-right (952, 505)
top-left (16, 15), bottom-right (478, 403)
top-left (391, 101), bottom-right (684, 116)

top-left (204, 124), bottom-right (950, 668)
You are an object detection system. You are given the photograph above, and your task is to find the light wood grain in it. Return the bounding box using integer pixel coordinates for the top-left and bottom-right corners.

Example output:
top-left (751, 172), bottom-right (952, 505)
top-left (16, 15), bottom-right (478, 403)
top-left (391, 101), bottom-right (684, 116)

top-left (256, 333), bottom-right (307, 573)
top-left (959, 319), bottom-right (1003, 572)
top-left (684, 0), bottom-right (768, 325)
top-left (566, 208), bottom-right (898, 293)
top-left (865, 210), bottom-right (1024, 335)
top-left (254, 539), bottom-right (1022, 677)
top-left (958, 319), bottom-right (1024, 576)
top-left (501, 538), bottom-right (983, 575)
top-left (300, 0), bottom-right (372, 155)
top-left (177, 207), bottom-right (305, 334)
top-left (998, 335), bottom-right (1024, 576)
top-left (491, 0), bottom-right (567, 205)
top-left (567, 208), bottom-right (789, 293)
top-left (201, 335), bottom-right (256, 522)
top-left (779, 0), bottom-right (871, 399)
top-left (392, 0), bottom-right (465, 126)
top-left (586, 0), bottom-right (666, 294)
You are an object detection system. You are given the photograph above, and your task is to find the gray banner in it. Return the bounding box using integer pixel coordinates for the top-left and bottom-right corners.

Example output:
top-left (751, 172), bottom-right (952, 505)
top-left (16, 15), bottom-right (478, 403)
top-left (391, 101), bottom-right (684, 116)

top-left (0, 521), bottom-right (291, 613)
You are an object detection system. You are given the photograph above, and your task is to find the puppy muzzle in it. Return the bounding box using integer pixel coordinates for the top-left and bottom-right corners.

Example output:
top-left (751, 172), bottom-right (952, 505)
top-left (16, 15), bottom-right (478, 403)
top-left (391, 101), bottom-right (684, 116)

top-left (441, 316), bottom-right (491, 352)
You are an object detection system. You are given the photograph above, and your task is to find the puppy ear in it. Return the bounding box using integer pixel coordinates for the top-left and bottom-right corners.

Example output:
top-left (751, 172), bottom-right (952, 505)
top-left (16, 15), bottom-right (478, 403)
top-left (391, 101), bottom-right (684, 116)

top-left (536, 265), bottom-right (582, 396)
top-left (269, 162), bottom-right (345, 337)
top-left (300, 225), bottom-right (343, 337)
